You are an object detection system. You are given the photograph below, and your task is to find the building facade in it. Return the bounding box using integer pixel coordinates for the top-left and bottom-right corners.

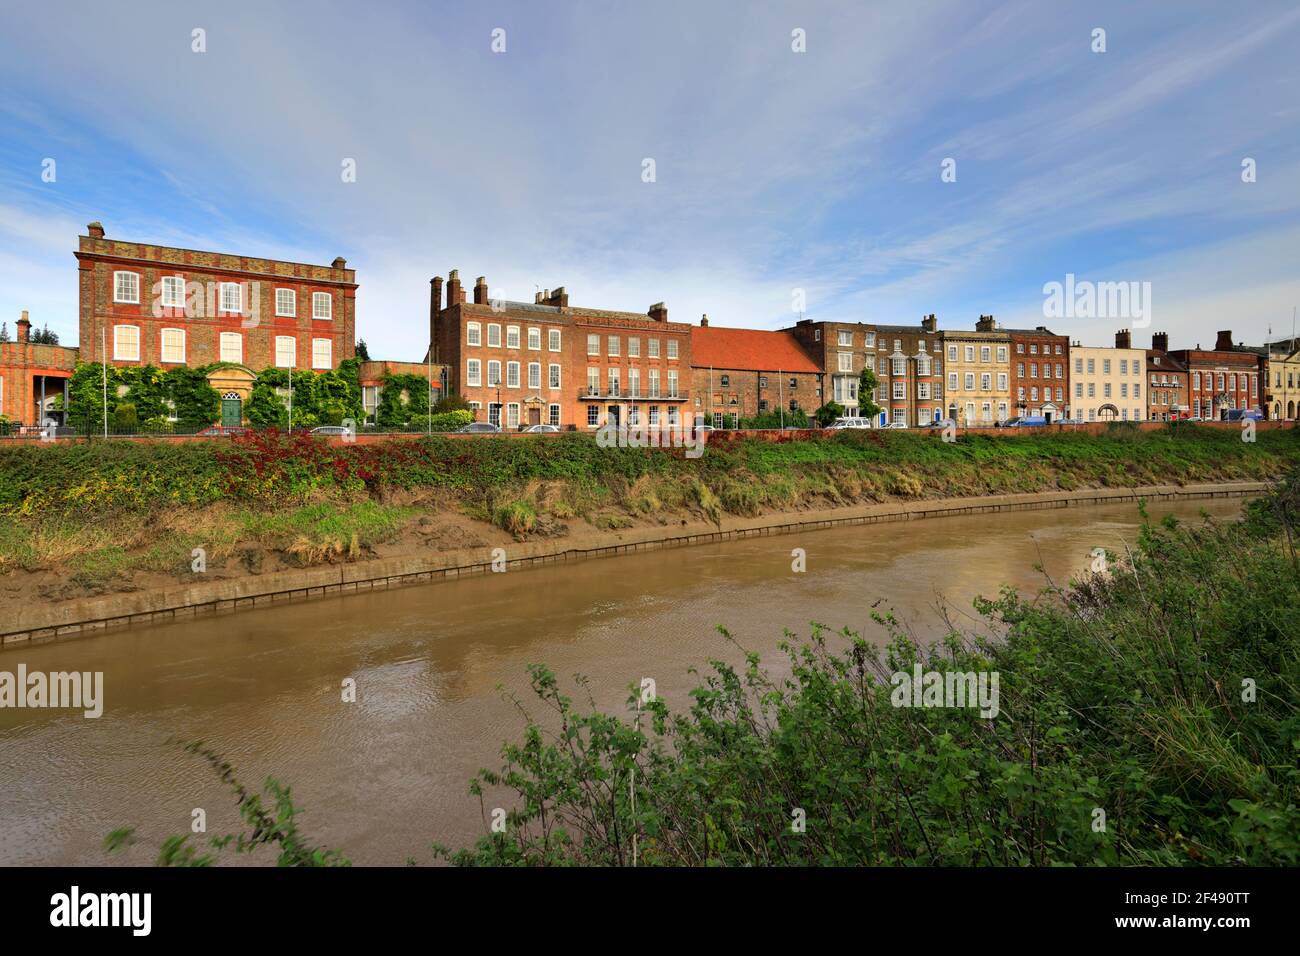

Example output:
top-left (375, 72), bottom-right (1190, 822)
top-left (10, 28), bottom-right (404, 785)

top-left (1006, 325), bottom-right (1069, 422)
top-left (871, 317), bottom-right (944, 426)
top-left (1168, 330), bottom-right (1260, 420)
top-left (1263, 338), bottom-right (1300, 420)
top-left (0, 311), bottom-right (79, 427)
top-left (785, 319), bottom-right (876, 418)
top-left (943, 316), bottom-right (1011, 426)
top-left (689, 319), bottom-right (821, 427)
top-left (1145, 332), bottom-right (1189, 421)
top-left (428, 273), bottom-right (693, 430)
top-left (1069, 333), bottom-right (1146, 422)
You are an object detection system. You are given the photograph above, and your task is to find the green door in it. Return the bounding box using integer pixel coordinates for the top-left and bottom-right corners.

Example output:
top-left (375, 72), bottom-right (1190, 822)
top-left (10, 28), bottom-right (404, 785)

top-left (221, 397), bottom-right (242, 426)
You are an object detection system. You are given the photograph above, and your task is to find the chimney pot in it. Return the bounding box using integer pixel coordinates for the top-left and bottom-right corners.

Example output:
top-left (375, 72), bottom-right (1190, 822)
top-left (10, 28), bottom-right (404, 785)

top-left (473, 276), bottom-right (488, 305)
top-left (1215, 329), bottom-right (1234, 351)
top-left (700, 314), bottom-right (709, 327)
top-left (332, 256), bottom-right (347, 270)
top-left (86, 221), bottom-right (104, 239)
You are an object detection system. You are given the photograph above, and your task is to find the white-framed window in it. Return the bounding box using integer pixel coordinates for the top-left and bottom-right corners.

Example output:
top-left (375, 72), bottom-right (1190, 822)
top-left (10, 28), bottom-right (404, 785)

top-left (866, 331), bottom-right (877, 348)
top-left (964, 372), bottom-right (975, 390)
top-left (220, 282), bottom-right (242, 314)
top-left (488, 324), bottom-right (502, 348)
top-left (628, 405), bottom-right (641, 426)
top-left (548, 404), bottom-right (561, 426)
top-left (113, 325), bottom-right (140, 361)
top-left (467, 322), bottom-right (481, 346)
top-left (667, 370), bottom-right (679, 397)
top-left (948, 345), bottom-right (958, 361)
top-left (996, 347), bottom-right (1007, 362)
top-left (275, 335), bottom-right (296, 368)
top-left (608, 368), bottom-right (621, 395)
top-left (917, 382), bottom-right (931, 400)
top-left (980, 346), bottom-right (991, 363)
top-left (981, 373), bottom-right (992, 391)
top-left (607, 335), bottom-right (620, 356)
top-left (587, 367), bottom-right (599, 395)
top-left (312, 292), bottom-right (332, 320)
top-left (548, 329), bottom-right (561, 351)
top-left (629, 368), bottom-right (641, 397)
top-left (276, 288), bottom-right (296, 317)
top-left (587, 405), bottom-right (600, 427)
top-left (487, 360), bottom-right (501, 386)
top-left (548, 364), bottom-right (561, 389)
top-left (587, 333), bottom-right (600, 356)
top-left (892, 381), bottom-right (905, 400)
top-left (527, 327), bottom-right (541, 350)
top-left (838, 330), bottom-right (853, 347)
top-left (667, 339), bottom-right (679, 359)
top-left (892, 358), bottom-right (906, 376)
top-left (467, 359), bottom-right (482, 387)
top-left (528, 362), bottom-right (541, 389)
top-left (667, 406), bottom-right (679, 426)
top-left (648, 339), bottom-right (660, 358)
top-left (948, 372), bottom-right (958, 391)
top-left (161, 275), bottom-right (185, 308)
top-left (506, 361), bottom-right (520, 388)
top-left (363, 386), bottom-right (380, 421)
top-left (506, 403), bottom-right (520, 428)
top-left (997, 373), bottom-right (1008, 391)
top-left (312, 338), bottom-right (332, 369)
top-left (838, 352), bottom-right (853, 372)
top-left (113, 271), bottom-right (140, 304)
top-left (220, 332), bottom-right (243, 364)
top-left (507, 326), bottom-right (521, 349)
top-left (648, 405), bottom-right (660, 426)
top-left (159, 328), bottom-right (185, 364)
top-left (649, 368), bottom-right (661, 397)
top-left (628, 337), bottom-right (641, 358)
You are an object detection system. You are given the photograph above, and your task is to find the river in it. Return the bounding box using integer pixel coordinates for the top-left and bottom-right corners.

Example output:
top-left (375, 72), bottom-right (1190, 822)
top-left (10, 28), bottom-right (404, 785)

top-left (0, 496), bottom-right (1249, 865)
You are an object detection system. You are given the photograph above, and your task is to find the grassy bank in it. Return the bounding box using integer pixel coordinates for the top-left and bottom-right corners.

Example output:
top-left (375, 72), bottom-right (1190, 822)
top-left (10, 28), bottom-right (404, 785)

top-left (117, 468), bottom-right (1300, 866)
top-left (1, 424), bottom-right (1295, 597)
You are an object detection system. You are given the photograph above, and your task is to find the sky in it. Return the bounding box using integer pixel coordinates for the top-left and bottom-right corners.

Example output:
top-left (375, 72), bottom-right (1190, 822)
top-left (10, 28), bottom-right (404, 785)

top-left (1, 0), bottom-right (1298, 359)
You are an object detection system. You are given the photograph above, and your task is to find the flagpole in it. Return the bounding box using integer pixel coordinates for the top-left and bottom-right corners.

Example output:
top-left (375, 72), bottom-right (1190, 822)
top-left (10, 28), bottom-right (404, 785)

top-left (101, 326), bottom-right (107, 439)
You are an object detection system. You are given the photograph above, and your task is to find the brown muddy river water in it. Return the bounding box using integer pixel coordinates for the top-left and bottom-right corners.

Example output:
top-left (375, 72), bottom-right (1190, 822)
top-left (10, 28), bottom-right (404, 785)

top-left (0, 497), bottom-right (1249, 865)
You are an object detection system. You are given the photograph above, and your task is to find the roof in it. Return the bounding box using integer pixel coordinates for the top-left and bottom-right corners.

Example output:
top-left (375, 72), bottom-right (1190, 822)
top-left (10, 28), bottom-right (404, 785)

top-left (690, 326), bottom-right (820, 373)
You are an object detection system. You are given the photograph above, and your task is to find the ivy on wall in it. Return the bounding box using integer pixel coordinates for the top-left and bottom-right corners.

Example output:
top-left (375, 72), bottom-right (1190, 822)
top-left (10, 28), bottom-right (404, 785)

top-left (67, 358), bottom-right (364, 432)
top-left (375, 371), bottom-right (435, 428)
top-left (66, 364), bottom-right (220, 432)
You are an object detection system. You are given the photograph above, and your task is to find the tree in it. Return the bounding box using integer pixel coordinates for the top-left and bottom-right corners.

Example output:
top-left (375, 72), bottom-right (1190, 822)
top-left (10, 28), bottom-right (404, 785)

top-left (814, 401), bottom-right (844, 427)
top-left (857, 366), bottom-right (882, 422)
top-left (433, 392), bottom-right (472, 414)
top-left (31, 324), bottom-right (60, 345)
top-left (355, 339), bottom-right (371, 361)
top-left (0, 322), bottom-right (9, 343)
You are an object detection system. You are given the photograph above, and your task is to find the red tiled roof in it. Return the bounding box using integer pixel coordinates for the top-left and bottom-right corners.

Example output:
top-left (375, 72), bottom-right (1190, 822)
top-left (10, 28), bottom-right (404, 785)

top-left (690, 326), bottom-right (820, 373)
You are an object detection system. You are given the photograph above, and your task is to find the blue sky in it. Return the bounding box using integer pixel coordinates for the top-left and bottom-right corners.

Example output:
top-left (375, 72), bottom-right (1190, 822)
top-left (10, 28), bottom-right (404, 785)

top-left (2, 0), bottom-right (1298, 358)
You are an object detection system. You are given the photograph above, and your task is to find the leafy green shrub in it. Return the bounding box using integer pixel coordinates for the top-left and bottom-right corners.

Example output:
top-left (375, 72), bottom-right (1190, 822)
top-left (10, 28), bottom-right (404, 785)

top-left (494, 499), bottom-right (537, 538)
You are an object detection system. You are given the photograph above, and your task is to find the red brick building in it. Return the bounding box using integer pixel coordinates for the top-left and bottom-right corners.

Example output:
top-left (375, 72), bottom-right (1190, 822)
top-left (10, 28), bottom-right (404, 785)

top-left (689, 318), bottom-right (821, 427)
top-left (1169, 330), bottom-right (1263, 420)
top-left (1006, 325), bottom-right (1069, 422)
top-left (427, 272), bottom-right (692, 430)
top-left (785, 319), bottom-right (875, 418)
top-left (76, 221), bottom-right (356, 375)
top-left (871, 317), bottom-right (945, 426)
top-left (1146, 332), bottom-right (1189, 421)
top-left (0, 311), bottom-right (79, 428)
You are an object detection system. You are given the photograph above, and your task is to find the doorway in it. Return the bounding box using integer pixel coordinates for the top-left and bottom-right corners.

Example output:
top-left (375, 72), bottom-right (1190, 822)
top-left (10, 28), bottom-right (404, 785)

top-left (221, 393), bottom-right (242, 426)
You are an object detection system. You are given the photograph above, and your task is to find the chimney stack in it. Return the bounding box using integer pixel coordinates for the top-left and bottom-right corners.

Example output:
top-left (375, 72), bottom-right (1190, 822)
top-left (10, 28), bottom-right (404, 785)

top-left (648, 302), bottom-right (668, 322)
top-left (429, 277), bottom-right (443, 362)
top-left (546, 286), bottom-right (569, 308)
top-left (1152, 332), bottom-right (1169, 353)
top-left (16, 310), bottom-right (31, 343)
top-left (975, 314), bottom-right (996, 332)
top-left (1115, 329), bottom-right (1131, 350)
top-left (86, 221), bottom-right (104, 239)
top-left (332, 256), bottom-right (347, 270)
top-left (922, 314), bottom-right (936, 333)
top-left (700, 314), bottom-right (709, 327)
top-left (1215, 329), bottom-right (1234, 351)
top-left (473, 276), bottom-right (488, 305)
top-left (447, 270), bottom-right (464, 306)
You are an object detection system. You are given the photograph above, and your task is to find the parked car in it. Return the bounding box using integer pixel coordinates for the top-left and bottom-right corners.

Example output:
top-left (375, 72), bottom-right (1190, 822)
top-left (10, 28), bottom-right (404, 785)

top-left (1223, 408), bottom-right (1263, 422)
top-left (1002, 416), bottom-right (1048, 428)
top-left (310, 425), bottom-right (354, 436)
top-left (883, 421), bottom-right (909, 430)
top-left (456, 421), bottom-right (500, 433)
top-left (521, 423), bottom-right (560, 433)
top-left (921, 419), bottom-right (952, 430)
top-left (827, 417), bottom-right (873, 429)
top-left (196, 425), bottom-right (249, 437)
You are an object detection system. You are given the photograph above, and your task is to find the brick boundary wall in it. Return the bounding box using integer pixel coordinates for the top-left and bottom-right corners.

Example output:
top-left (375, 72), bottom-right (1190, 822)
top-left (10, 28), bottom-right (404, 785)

top-left (2, 419), bottom-right (1294, 446)
top-left (0, 480), bottom-right (1271, 648)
